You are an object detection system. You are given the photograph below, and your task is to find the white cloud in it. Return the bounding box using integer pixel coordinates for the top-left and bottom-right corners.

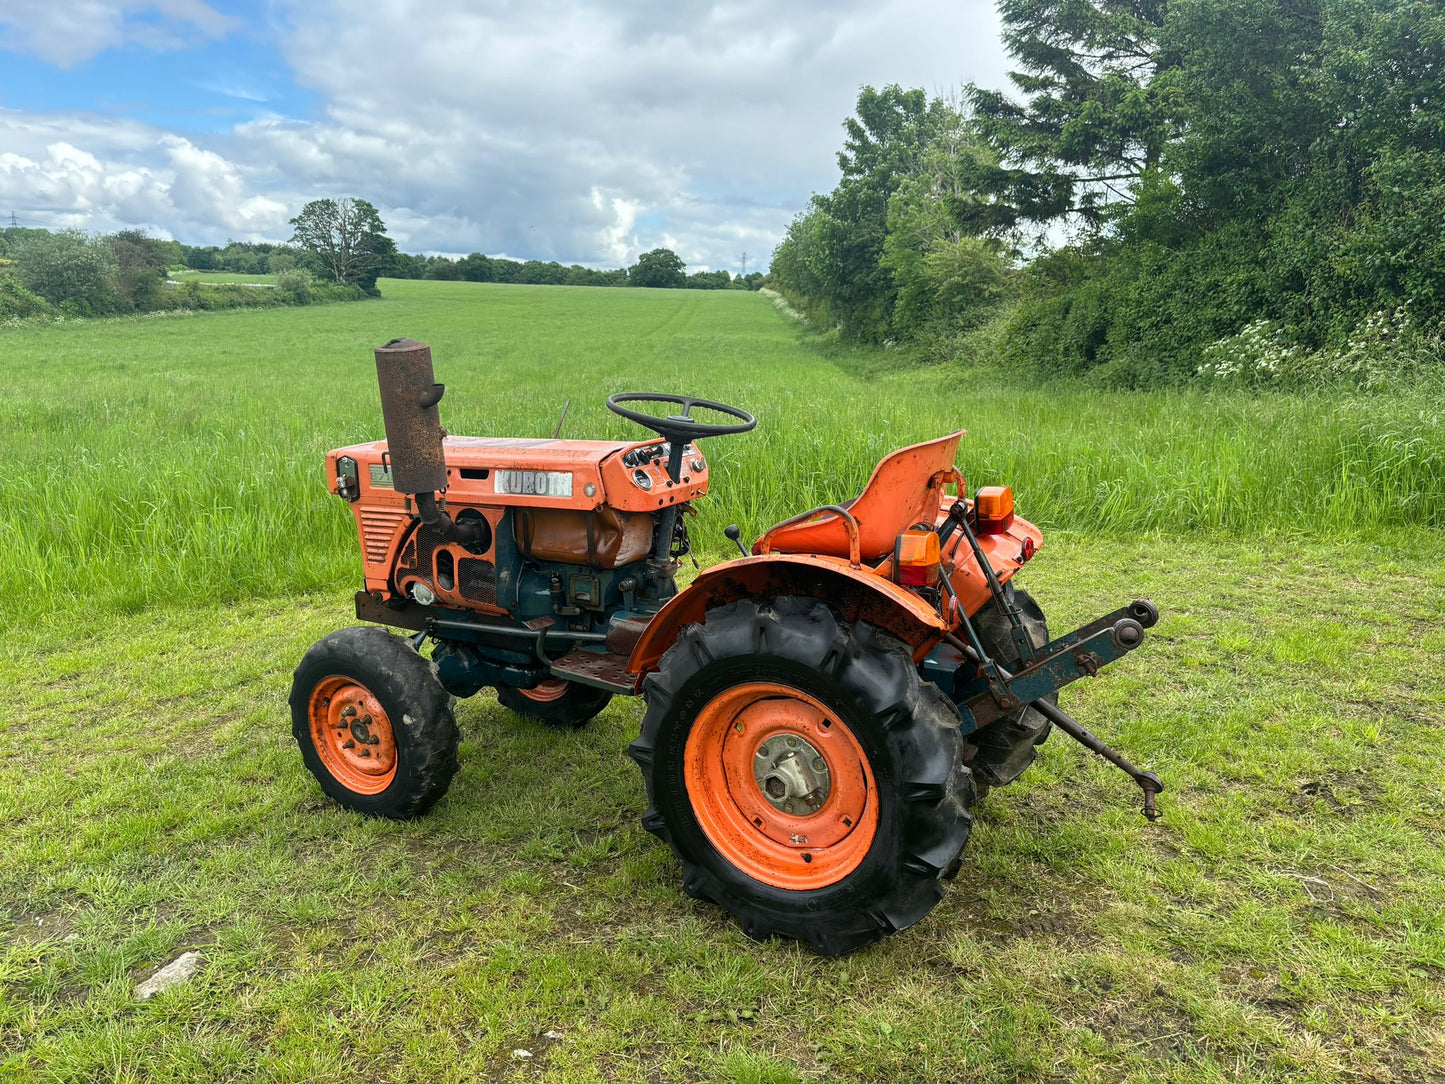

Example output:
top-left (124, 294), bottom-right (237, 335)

top-left (0, 110), bottom-right (282, 240)
top-left (0, 0), bottom-right (237, 68)
top-left (1, 2), bottom-right (1010, 270)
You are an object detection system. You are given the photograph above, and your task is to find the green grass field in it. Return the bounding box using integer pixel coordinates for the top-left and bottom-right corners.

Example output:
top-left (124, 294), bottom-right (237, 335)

top-left (2, 281), bottom-right (1444, 1082)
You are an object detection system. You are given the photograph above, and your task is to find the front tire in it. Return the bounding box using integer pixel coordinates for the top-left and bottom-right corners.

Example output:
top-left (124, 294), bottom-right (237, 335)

top-left (629, 597), bottom-right (975, 956)
top-left (496, 679), bottom-right (612, 728)
top-left (291, 626), bottom-right (460, 819)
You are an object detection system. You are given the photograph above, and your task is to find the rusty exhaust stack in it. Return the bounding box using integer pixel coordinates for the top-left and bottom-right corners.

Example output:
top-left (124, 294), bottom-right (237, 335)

top-left (375, 338), bottom-right (448, 493)
top-left (374, 337), bottom-right (483, 545)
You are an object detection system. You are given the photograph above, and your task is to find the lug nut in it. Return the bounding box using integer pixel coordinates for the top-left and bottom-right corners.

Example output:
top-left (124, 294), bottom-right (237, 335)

top-left (342, 740), bottom-right (355, 749)
top-left (757, 744), bottom-right (769, 758)
top-left (812, 757), bottom-right (827, 772)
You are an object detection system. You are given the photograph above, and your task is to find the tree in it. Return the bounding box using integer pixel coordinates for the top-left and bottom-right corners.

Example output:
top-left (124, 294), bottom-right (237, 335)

top-left (770, 85), bottom-right (952, 340)
top-left (686, 269), bottom-right (732, 290)
top-left (882, 108), bottom-right (1007, 336)
top-left (456, 252), bottom-right (495, 282)
top-left (12, 230), bottom-right (119, 314)
top-left (289, 197), bottom-right (394, 293)
top-left (105, 229), bottom-right (167, 311)
top-left (966, 0), bottom-right (1184, 231)
top-left (629, 247), bottom-right (686, 288)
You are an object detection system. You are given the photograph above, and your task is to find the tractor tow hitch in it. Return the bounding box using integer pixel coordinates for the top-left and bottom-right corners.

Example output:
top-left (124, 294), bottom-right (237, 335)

top-left (1032, 698), bottom-right (1165, 821)
top-left (949, 638), bottom-right (1166, 821)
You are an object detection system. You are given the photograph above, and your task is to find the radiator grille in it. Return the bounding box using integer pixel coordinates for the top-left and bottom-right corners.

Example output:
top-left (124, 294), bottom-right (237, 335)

top-left (360, 508), bottom-right (408, 564)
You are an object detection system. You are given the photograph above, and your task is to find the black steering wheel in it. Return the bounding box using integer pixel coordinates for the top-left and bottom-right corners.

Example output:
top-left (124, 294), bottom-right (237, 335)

top-left (606, 393), bottom-right (756, 441)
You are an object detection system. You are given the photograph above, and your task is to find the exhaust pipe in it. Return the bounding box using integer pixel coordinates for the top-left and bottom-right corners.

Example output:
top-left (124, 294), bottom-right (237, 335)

top-left (374, 338), bottom-right (483, 545)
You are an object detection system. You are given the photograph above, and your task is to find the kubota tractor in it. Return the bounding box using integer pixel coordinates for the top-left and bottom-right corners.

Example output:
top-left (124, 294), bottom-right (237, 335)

top-left (291, 338), bottom-right (1163, 955)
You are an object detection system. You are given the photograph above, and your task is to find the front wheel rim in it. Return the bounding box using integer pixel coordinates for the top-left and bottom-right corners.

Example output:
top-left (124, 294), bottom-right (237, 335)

top-left (308, 675), bottom-right (399, 794)
top-left (684, 682), bottom-right (878, 890)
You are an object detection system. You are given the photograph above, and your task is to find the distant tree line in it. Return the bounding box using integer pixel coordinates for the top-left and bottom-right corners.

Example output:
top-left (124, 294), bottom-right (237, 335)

top-left (0, 227), bottom-right (363, 319)
top-left (179, 239), bottom-right (762, 291)
top-left (389, 245), bottom-right (764, 291)
top-left (771, 0), bottom-right (1445, 388)
top-left (2, 190), bottom-right (763, 322)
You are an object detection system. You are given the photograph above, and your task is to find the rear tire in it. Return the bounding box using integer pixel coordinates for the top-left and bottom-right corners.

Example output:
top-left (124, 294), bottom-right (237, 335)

top-left (969, 586), bottom-right (1053, 796)
top-left (629, 597), bottom-right (975, 956)
top-left (496, 679), bottom-right (612, 728)
top-left (291, 626), bottom-right (460, 819)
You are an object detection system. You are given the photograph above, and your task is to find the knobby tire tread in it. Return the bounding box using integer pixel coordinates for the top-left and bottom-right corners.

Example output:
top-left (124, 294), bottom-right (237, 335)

top-left (629, 596), bottom-right (975, 956)
top-left (291, 626), bottom-right (460, 819)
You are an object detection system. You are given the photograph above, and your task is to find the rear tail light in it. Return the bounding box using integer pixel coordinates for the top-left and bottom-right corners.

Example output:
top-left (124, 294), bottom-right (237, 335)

top-left (975, 486), bottom-right (1014, 533)
top-left (893, 529), bottom-right (941, 587)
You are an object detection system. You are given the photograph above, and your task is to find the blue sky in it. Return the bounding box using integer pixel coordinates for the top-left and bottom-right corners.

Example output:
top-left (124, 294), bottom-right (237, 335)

top-left (0, 1), bottom-right (1009, 271)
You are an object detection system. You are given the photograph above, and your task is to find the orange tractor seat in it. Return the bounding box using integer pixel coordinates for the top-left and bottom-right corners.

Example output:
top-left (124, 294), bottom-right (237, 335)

top-left (755, 432), bottom-right (965, 561)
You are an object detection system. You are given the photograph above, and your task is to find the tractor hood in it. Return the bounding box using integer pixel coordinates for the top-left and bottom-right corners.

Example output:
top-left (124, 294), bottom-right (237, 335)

top-left (328, 435), bottom-right (709, 514)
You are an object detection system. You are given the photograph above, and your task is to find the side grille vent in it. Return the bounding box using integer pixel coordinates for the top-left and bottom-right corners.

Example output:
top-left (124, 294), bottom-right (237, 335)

top-left (360, 508), bottom-right (409, 564)
top-left (458, 559), bottom-right (497, 605)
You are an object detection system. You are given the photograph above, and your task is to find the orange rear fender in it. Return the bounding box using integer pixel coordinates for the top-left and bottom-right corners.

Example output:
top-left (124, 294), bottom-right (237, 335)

top-left (627, 553), bottom-right (948, 675)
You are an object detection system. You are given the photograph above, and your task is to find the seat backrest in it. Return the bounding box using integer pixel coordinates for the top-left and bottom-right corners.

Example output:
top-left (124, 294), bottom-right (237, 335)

top-left (759, 431), bottom-right (964, 560)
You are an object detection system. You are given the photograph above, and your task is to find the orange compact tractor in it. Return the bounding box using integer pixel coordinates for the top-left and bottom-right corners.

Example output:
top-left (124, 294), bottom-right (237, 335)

top-left (292, 339), bottom-right (1163, 955)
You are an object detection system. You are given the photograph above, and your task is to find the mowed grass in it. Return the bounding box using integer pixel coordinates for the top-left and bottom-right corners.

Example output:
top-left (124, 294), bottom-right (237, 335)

top-left (2, 281), bottom-right (1444, 1081)
top-left (3, 538), bottom-right (1443, 1082)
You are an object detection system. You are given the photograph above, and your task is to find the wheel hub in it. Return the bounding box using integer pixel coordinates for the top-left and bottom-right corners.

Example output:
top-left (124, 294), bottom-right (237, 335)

top-left (753, 733), bottom-right (830, 815)
top-left (308, 676), bottom-right (398, 794)
top-left (682, 681), bottom-right (878, 891)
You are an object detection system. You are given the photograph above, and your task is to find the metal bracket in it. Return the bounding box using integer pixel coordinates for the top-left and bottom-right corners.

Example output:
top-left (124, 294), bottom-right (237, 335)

top-left (945, 499), bottom-right (1036, 664)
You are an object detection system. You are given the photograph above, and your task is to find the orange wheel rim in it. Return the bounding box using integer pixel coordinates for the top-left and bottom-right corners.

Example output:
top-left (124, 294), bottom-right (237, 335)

top-left (308, 676), bottom-right (398, 795)
top-left (684, 681), bottom-right (878, 890)
top-left (520, 679), bottom-right (569, 703)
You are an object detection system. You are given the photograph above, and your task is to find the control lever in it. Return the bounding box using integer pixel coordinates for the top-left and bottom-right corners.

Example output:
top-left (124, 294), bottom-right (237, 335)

top-left (724, 525), bottom-right (749, 558)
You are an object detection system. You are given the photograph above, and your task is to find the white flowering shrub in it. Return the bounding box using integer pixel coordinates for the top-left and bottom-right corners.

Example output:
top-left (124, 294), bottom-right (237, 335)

top-left (1313, 306), bottom-right (1418, 390)
top-left (1196, 319), bottom-right (1305, 384)
top-left (1196, 306), bottom-right (1439, 390)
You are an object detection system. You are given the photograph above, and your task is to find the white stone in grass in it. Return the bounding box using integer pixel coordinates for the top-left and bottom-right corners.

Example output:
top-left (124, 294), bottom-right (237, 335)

top-left (134, 951), bottom-right (203, 999)
top-left (512, 1049), bottom-right (533, 1059)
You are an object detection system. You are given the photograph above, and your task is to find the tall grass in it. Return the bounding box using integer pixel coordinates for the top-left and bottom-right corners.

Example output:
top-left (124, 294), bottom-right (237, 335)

top-left (2, 279), bottom-right (1441, 630)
